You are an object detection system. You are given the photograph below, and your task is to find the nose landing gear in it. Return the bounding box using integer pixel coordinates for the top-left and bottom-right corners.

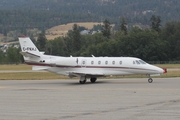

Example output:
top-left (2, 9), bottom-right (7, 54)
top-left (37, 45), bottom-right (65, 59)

top-left (148, 78), bottom-right (153, 83)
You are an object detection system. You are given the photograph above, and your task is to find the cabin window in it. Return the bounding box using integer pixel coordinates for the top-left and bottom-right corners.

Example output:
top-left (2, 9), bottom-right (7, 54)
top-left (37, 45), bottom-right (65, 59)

top-left (105, 61), bottom-right (108, 65)
top-left (91, 61), bottom-right (94, 65)
top-left (112, 61), bottom-right (115, 65)
top-left (98, 61), bottom-right (101, 65)
top-left (82, 61), bottom-right (85, 65)
top-left (119, 61), bottom-right (122, 64)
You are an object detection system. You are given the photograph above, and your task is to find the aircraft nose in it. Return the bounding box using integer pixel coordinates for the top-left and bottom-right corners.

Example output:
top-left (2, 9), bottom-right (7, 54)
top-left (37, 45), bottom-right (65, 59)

top-left (158, 67), bottom-right (167, 74)
top-left (162, 68), bottom-right (167, 73)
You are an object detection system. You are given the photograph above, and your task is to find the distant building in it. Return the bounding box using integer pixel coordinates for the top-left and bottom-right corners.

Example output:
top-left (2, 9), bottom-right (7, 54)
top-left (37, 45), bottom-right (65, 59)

top-left (80, 30), bottom-right (101, 35)
top-left (80, 30), bottom-right (90, 35)
top-left (0, 43), bottom-right (19, 53)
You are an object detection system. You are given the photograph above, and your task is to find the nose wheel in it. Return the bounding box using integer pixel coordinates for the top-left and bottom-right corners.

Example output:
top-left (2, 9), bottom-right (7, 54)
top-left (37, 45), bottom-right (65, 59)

top-left (148, 78), bottom-right (153, 83)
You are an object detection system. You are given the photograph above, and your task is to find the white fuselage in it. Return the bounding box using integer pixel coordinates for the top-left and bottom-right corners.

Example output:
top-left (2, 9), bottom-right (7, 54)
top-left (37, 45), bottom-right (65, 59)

top-left (25, 54), bottom-right (164, 77)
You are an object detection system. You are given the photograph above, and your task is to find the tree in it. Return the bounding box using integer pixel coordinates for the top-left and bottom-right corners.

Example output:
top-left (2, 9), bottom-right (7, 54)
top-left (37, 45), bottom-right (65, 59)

top-left (150, 15), bottom-right (161, 32)
top-left (120, 17), bottom-right (127, 35)
top-left (6, 47), bottom-right (21, 63)
top-left (71, 24), bottom-right (81, 53)
top-left (0, 51), bottom-right (5, 63)
top-left (160, 21), bottom-right (180, 60)
top-left (102, 19), bottom-right (111, 38)
top-left (36, 33), bottom-right (47, 51)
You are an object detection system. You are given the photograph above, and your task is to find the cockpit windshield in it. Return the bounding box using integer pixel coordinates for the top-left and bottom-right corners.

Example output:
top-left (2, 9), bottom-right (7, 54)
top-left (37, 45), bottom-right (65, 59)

top-left (139, 60), bottom-right (146, 64)
top-left (134, 60), bottom-right (147, 65)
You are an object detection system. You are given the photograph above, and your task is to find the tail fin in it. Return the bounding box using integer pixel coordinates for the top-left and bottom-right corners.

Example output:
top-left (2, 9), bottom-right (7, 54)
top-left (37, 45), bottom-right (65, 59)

top-left (18, 36), bottom-right (41, 58)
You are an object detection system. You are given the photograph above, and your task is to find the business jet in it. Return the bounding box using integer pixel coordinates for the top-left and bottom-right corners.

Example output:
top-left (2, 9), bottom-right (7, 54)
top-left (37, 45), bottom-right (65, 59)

top-left (19, 36), bottom-right (167, 84)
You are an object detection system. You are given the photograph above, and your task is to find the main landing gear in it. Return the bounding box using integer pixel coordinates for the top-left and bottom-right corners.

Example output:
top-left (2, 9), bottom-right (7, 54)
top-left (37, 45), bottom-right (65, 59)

top-left (79, 76), bottom-right (87, 84)
top-left (79, 77), bottom-right (97, 84)
top-left (90, 78), bottom-right (97, 83)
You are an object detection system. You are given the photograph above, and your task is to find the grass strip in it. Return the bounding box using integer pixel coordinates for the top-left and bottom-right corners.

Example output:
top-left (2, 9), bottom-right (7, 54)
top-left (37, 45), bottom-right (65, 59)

top-left (0, 64), bottom-right (31, 70)
top-left (0, 72), bottom-right (68, 80)
top-left (0, 70), bottom-right (179, 80)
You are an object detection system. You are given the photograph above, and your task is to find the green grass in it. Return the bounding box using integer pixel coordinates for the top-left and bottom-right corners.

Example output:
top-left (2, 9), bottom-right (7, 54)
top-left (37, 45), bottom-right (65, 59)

top-left (0, 64), bottom-right (31, 70)
top-left (0, 70), bottom-right (179, 80)
top-left (0, 72), bottom-right (69, 80)
top-left (154, 64), bottom-right (180, 68)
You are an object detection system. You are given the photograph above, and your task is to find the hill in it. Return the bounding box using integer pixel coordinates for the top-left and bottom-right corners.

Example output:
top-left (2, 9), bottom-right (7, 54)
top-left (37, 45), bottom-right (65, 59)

top-left (46, 22), bottom-right (102, 40)
top-left (0, 0), bottom-right (180, 41)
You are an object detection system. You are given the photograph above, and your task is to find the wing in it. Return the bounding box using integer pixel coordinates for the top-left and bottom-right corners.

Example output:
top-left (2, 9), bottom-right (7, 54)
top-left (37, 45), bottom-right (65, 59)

top-left (66, 71), bottom-right (105, 78)
top-left (32, 66), bottom-right (51, 70)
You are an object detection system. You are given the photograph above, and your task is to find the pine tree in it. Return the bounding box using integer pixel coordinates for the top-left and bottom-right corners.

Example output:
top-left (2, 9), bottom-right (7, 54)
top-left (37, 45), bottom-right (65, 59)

top-left (72, 24), bottom-right (81, 52)
top-left (150, 15), bottom-right (161, 32)
top-left (36, 33), bottom-right (47, 51)
top-left (120, 17), bottom-right (127, 35)
top-left (102, 19), bottom-right (111, 38)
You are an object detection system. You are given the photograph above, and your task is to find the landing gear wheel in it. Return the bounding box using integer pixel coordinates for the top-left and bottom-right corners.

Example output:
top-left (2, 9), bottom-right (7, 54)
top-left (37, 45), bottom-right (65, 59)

top-left (79, 80), bottom-right (86, 84)
top-left (148, 78), bottom-right (153, 83)
top-left (79, 76), bottom-right (86, 84)
top-left (90, 78), bottom-right (97, 83)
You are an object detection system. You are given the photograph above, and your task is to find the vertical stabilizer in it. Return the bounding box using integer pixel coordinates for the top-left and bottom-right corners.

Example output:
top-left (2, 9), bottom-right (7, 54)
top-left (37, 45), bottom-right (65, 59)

top-left (18, 36), bottom-right (41, 58)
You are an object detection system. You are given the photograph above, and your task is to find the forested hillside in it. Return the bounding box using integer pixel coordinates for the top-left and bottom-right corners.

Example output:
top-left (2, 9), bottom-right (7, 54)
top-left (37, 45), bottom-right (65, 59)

top-left (1, 20), bottom-right (180, 63)
top-left (0, 0), bottom-right (180, 63)
top-left (0, 0), bottom-right (180, 40)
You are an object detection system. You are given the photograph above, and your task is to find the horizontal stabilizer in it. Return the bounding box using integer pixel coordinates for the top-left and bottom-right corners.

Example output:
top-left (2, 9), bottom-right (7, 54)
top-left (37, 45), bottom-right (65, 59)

top-left (20, 51), bottom-right (41, 58)
top-left (32, 66), bottom-right (51, 71)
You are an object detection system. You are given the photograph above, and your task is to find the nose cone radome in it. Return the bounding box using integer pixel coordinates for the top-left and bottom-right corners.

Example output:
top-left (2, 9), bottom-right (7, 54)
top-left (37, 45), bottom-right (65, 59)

top-left (153, 66), bottom-right (164, 74)
top-left (157, 67), bottom-right (167, 74)
top-left (159, 68), bottom-right (164, 74)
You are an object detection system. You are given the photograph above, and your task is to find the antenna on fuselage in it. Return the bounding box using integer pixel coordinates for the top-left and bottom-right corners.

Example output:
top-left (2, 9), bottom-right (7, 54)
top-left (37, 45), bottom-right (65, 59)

top-left (91, 55), bottom-right (95, 57)
top-left (70, 55), bottom-right (73, 57)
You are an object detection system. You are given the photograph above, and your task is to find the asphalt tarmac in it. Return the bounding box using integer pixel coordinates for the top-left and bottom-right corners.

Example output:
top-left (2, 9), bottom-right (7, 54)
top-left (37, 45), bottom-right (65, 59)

top-left (0, 78), bottom-right (180, 120)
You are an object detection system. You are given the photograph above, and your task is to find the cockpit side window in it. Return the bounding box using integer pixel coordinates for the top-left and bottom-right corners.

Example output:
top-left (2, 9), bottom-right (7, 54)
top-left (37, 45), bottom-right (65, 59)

top-left (133, 61), bottom-right (136, 64)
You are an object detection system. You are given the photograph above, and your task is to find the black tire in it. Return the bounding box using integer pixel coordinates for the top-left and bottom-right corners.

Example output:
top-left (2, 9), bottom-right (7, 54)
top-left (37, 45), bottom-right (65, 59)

top-left (79, 80), bottom-right (86, 84)
top-left (90, 78), bottom-right (97, 83)
top-left (148, 78), bottom-right (153, 83)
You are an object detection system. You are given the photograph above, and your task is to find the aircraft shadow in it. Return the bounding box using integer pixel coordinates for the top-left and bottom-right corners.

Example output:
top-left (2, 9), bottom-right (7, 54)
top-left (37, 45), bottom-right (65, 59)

top-left (22, 79), bottom-right (153, 86)
top-left (65, 81), bottom-right (110, 85)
